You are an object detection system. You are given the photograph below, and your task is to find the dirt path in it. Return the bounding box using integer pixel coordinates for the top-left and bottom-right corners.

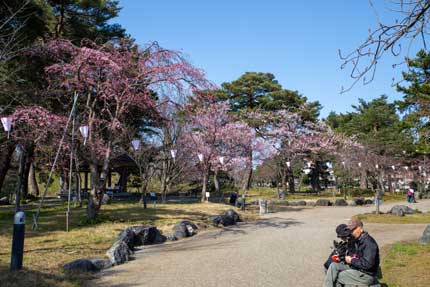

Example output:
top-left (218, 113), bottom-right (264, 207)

top-left (92, 200), bottom-right (430, 287)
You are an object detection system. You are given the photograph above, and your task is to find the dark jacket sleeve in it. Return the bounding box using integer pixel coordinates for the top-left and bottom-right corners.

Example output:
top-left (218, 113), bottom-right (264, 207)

top-left (324, 250), bottom-right (335, 270)
top-left (350, 239), bottom-right (377, 271)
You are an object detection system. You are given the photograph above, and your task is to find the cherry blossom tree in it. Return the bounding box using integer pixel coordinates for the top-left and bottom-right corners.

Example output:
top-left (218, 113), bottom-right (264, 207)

top-left (180, 101), bottom-right (253, 202)
top-left (41, 39), bottom-right (209, 218)
top-left (8, 106), bottom-right (68, 199)
top-left (248, 109), bottom-right (339, 194)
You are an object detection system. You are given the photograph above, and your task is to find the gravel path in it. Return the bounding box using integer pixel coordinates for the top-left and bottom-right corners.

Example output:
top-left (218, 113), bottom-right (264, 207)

top-left (92, 200), bottom-right (430, 287)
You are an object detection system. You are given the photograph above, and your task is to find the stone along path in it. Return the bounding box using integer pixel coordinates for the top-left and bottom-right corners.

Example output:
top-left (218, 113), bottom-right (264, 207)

top-left (92, 200), bottom-right (430, 287)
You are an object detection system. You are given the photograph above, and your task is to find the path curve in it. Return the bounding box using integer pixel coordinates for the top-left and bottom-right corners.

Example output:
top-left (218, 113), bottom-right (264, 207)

top-left (92, 200), bottom-right (430, 287)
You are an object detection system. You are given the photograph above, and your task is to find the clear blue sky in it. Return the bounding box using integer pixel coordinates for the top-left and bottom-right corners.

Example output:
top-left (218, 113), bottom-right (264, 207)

top-left (116, 0), bottom-right (418, 118)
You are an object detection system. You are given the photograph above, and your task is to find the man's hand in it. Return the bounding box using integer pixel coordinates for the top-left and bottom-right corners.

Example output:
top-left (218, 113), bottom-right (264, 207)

top-left (345, 256), bottom-right (352, 264)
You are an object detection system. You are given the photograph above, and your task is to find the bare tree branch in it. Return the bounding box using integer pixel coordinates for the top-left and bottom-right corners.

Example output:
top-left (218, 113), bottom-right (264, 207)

top-left (340, 0), bottom-right (430, 93)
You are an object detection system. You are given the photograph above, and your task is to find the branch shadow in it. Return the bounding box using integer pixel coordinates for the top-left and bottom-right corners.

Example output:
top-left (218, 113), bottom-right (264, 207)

top-left (0, 264), bottom-right (94, 287)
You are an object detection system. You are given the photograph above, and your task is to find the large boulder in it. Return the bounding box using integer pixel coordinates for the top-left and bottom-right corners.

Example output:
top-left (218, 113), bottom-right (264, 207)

top-left (420, 224), bottom-right (430, 244)
top-left (106, 241), bottom-right (132, 265)
top-left (316, 199), bottom-right (332, 206)
top-left (353, 198), bottom-right (365, 206)
top-left (334, 199), bottom-right (348, 206)
top-left (63, 258), bottom-right (111, 272)
top-left (117, 228), bottom-right (136, 250)
top-left (63, 259), bottom-right (99, 272)
top-left (296, 201), bottom-right (307, 206)
top-left (89, 258), bottom-right (112, 270)
top-left (173, 220), bottom-right (198, 239)
top-left (389, 205), bottom-right (416, 216)
top-left (221, 209), bottom-right (240, 226)
top-left (128, 225), bottom-right (165, 246)
top-left (210, 209), bottom-right (241, 227)
top-left (364, 199), bottom-right (374, 205)
top-left (0, 197), bottom-right (9, 205)
top-left (307, 201), bottom-right (316, 207)
top-left (226, 209), bottom-right (240, 222)
top-left (210, 215), bottom-right (224, 226)
top-left (164, 233), bottom-right (178, 241)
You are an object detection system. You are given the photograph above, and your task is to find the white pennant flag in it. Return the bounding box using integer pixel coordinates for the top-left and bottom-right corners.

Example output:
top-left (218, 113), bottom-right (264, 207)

top-left (1, 117), bottom-right (12, 138)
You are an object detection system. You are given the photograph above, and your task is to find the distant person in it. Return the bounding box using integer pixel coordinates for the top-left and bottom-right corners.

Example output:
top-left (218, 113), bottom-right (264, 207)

top-left (323, 218), bottom-right (380, 287)
top-left (229, 191), bottom-right (238, 205)
top-left (407, 187), bottom-right (415, 203)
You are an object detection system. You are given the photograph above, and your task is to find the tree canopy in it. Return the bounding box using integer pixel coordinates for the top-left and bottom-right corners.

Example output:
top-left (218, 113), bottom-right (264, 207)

top-left (326, 95), bottom-right (412, 156)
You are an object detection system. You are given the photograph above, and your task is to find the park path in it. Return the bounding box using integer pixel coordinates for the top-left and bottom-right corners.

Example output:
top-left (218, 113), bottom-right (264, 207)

top-left (92, 200), bottom-right (430, 287)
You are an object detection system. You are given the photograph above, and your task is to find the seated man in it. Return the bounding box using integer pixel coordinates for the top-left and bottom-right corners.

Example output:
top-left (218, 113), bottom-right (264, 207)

top-left (323, 218), bottom-right (380, 287)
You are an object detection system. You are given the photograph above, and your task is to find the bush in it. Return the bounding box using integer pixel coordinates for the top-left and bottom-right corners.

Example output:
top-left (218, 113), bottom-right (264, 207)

top-left (346, 188), bottom-right (374, 197)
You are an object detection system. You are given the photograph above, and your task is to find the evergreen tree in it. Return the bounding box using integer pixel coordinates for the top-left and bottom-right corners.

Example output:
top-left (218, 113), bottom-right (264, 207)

top-left (397, 49), bottom-right (430, 153)
top-left (326, 95), bottom-right (412, 156)
top-left (218, 72), bottom-right (321, 191)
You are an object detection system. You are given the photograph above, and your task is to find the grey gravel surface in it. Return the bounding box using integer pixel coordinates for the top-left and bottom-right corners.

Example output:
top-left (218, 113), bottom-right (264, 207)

top-left (92, 200), bottom-right (430, 287)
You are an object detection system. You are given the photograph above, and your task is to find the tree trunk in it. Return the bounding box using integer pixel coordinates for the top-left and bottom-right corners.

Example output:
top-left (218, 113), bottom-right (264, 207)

top-left (288, 168), bottom-right (295, 193)
top-left (297, 173), bottom-right (305, 193)
top-left (139, 179), bottom-right (148, 209)
top-left (14, 146), bottom-right (26, 212)
top-left (387, 173), bottom-right (393, 193)
top-left (241, 150), bottom-right (253, 191)
top-left (21, 145), bottom-right (34, 199)
top-left (375, 172), bottom-right (385, 215)
top-left (280, 168), bottom-right (287, 196)
top-left (75, 172), bottom-right (82, 207)
top-left (0, 142), bottom-right (15, 194)
top-left (201, 171), bottom-right (208, 202)
top-left (87, 162), bottom-right (102, 219)
top-left (310, 166), bottom-right (321, 193)
top-left (214, 170), bottom-right (220, 193)
top-left (28, 162), bottom-right (39, 197)
top-left (75, 159), bottom-right (82, 207)
top-left (60, 172), bottom-right (69, 195)
top-left (360, 169), bottom-right (367, 189)
top-left (160, 160), bottom-right (167, 203)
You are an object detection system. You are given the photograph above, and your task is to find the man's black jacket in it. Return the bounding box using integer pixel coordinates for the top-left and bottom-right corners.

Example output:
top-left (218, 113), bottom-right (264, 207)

top-left (350, 232), bottom-right (380, 276)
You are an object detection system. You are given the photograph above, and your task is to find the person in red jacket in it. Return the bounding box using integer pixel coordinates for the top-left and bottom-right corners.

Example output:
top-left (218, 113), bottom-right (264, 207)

top-left (323, 218), bottom-right (380, 287)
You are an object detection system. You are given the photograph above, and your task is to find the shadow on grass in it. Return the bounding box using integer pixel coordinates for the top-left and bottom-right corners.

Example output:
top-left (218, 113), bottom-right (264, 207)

top-left (0, 265), bottom-right (93, 287)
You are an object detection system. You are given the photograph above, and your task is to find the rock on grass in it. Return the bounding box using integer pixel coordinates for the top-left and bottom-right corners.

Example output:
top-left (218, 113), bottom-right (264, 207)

top-left (316, 199), bottom-right (332, 206)
top-left (63, 258), bottom-right (111, 272)
top-left (420, 224), bottom-right (430, 244)
top-left (389, 205), bottom-right (416, 216)
top-left (106, 241), bottom-right (132, 265)
top-left (173, 221), bottom-right (198, 239)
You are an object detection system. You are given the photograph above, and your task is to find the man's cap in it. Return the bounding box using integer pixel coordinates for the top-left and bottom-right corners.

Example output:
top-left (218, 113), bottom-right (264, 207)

top-left (335, 224), bottom-right (351, 238)
top-left (347, 218), bottom-right (363, 230)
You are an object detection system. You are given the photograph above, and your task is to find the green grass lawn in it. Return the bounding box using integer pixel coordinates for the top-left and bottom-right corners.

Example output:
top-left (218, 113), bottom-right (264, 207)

top-left (380, 242), bottom-right (430, 287)
top-left (246, 187), bottom-right (406, 202)
top-left (358, 211), bottom-right (430, 224)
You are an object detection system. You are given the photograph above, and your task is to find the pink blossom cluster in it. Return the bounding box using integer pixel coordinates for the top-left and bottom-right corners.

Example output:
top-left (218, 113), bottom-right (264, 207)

top-left (179, 101), bottom-right (253, 174)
